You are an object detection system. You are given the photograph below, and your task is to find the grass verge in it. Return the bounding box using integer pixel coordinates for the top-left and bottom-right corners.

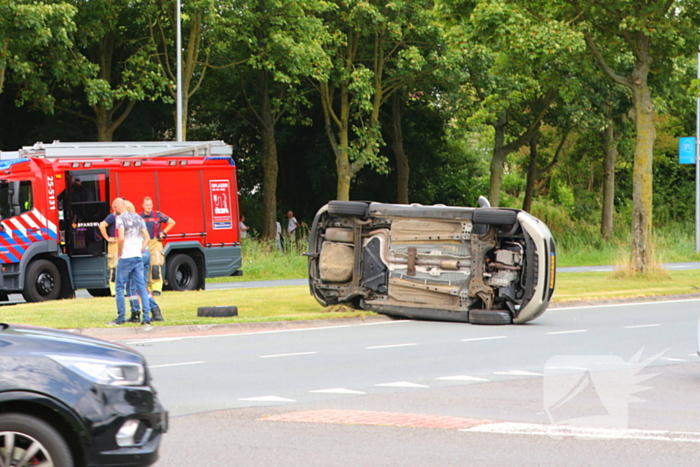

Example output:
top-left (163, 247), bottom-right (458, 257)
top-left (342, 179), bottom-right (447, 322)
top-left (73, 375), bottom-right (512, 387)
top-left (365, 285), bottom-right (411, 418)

top-left (3, 269), bottom-right (700, 330)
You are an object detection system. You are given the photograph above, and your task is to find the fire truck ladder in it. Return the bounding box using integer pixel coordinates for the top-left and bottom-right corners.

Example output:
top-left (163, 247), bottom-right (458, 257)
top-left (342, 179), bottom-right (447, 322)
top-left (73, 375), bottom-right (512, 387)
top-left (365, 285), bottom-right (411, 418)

top-left (18, 141), bottom-right (232, 159)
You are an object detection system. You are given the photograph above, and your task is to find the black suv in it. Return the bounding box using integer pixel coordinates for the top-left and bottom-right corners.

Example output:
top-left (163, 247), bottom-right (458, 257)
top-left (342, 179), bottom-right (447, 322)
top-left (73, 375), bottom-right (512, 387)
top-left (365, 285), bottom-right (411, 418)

top-left (0, 323), bottom-right (167, 466)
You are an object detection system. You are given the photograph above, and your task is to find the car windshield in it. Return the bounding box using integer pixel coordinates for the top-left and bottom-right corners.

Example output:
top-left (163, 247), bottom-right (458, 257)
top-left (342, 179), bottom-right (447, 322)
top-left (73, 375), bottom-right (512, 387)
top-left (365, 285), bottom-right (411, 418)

top-left (0, 180), bottom-right (32, 220)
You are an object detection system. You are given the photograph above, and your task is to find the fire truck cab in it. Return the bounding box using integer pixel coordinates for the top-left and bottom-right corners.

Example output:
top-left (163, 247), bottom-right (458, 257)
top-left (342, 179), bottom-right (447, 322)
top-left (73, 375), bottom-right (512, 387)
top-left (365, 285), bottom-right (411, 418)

top-left (0, 141), bottom-right (242, 302)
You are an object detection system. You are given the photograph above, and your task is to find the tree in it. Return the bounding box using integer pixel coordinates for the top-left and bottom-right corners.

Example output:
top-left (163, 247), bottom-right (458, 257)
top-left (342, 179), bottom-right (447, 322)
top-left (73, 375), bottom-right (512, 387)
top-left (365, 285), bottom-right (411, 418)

top-left (0, 0), bottom-right (79, 112)
top-left (219, 0), bottom-right (332, 239)
top-left (314, 0), bottom-right (443, 200)
top-left (543, 0), bottom-right (700, 272)
top-left (53, 0), bottom-right (169, 142)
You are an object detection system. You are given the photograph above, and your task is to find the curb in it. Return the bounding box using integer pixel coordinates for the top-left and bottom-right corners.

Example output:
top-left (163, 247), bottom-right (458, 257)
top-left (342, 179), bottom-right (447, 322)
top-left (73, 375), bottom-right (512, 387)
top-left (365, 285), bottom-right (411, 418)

top-left (67, 314), bottom-right (397, 341)
top-left (64, 293), bottom-right (700, 342)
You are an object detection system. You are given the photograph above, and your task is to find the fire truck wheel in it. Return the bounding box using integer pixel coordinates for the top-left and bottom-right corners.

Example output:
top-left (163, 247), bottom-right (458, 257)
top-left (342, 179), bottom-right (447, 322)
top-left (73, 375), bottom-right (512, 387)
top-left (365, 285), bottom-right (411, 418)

top-left (22, 259), bottom-right (61, 302)
top-left (166, 254), bottom-right (199, 291)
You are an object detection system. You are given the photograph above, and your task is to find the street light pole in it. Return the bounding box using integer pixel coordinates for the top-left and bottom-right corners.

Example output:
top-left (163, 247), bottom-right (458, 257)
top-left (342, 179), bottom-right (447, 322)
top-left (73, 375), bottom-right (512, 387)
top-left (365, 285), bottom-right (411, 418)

top-left (176, 0), bottom-right (183, 142)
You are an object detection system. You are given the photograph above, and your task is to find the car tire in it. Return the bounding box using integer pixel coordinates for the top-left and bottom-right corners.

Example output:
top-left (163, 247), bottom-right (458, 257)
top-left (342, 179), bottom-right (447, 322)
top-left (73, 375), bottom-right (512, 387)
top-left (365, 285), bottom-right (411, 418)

top-left (468, 309), bottom-right (513, 325)
top-left (472, 209), bottom-right (517, 226)
top-left (328, 201), bottom-right (368, 217)
top-left (22, 259), bottom-right (61, 302)
top-left (87, 288), bottom-right (111, 297)
top-left (166, 254), bottom-right (199, 291)
top-left (197, 306), bottom-right (238, 317)
top-left (0, 413), bottom-right (73, 467)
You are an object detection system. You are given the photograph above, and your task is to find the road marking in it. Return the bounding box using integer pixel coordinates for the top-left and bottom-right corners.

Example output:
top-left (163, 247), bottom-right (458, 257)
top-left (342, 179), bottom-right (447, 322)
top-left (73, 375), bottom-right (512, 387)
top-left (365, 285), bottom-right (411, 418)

top-left (547, 329), bottom-right (587, 335)
top-left (624, 324), bottom-right (661, 329)
top-left (124, 337), bottom-right (184, 344)
top-left (461, 336), bottom-right (507, 342)
top-left (376, 381), bottom-right (429, 388)
top-left (437, 375), bottom-right (490, 382)
top-left (260, 351), bottom-right (318, 358)
top-left (493, 370), bottom-right (542, 376)
top-left (661, 357), bottom-right (687, 362)
top-left (150, 361), bottom-right (205, 368)
top-left (239, 396), bottom-right (296, 402)
top-left (366, 343), bottom-right (417, 349)
top-left (310, 388), bottom-right (366, 394)
top-left (554, 298), bottom-right (700, 311)
top-left (462, 422), bottom-right (700, 443)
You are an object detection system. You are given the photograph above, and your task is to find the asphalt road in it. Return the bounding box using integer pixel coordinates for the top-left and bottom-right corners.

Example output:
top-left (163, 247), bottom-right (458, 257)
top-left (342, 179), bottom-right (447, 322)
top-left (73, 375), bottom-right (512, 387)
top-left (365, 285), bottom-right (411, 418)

top-left (120, 298), bottom-right (700, 466)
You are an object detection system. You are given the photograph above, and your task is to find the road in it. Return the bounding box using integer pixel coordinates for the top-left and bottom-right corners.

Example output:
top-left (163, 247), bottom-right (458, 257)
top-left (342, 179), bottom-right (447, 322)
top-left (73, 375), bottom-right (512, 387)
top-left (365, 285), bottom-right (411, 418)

top-left (120, 298), bottom-right (700, 466)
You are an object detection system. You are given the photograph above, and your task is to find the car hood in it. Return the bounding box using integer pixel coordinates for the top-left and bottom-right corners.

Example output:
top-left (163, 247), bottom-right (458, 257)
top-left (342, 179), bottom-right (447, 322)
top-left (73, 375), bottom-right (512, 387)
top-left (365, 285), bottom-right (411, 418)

top-left (0, 323), bottom-right (143, 364)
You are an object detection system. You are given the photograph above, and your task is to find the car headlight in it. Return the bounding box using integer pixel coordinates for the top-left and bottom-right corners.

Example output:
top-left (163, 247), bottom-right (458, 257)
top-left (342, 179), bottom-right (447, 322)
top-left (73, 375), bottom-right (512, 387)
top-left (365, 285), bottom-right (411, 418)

top-left (48, 355), bottom-right (145, 386)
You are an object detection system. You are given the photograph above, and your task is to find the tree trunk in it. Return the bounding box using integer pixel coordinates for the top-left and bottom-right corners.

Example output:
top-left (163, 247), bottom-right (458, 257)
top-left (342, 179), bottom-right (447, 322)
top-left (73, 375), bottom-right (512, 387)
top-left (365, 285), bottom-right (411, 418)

top-left (258, 70), bottom-right (278, 240)
top-left (522, 131), bottom-right (539, 213)
top-left (600, 122), bottom-right (618, 239)
top-left (630, 77), bottom-right (654, 273)
top-left (389, 93), bottom-right (409, 204)
top-left (488, 114), bottom-right (508, 207)
top-left (95, 108), bottom-right (113, 142)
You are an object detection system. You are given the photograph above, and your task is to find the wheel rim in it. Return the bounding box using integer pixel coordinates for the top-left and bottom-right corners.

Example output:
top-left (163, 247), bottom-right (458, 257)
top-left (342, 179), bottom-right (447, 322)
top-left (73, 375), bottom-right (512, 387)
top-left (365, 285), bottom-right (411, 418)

top-left (35, 271), bottom-right (55, 296)
top-left (175, 265), bottom-right (193, 289)
top-left (0, 430), bottom-right (54, 467)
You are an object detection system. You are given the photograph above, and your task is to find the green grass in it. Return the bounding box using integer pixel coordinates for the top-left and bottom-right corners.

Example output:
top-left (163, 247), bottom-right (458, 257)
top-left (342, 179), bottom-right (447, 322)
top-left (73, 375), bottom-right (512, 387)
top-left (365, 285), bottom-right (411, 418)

top-left (4, 229), bottom-right (700, 330)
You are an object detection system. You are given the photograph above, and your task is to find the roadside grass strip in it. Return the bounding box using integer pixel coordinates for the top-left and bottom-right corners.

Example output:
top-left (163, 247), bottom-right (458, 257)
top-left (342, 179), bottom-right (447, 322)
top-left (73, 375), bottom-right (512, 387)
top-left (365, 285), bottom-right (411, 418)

top-left (462, 423), bottom-right (700, 443)
top-left (261, 410), bottom-right (494, 430)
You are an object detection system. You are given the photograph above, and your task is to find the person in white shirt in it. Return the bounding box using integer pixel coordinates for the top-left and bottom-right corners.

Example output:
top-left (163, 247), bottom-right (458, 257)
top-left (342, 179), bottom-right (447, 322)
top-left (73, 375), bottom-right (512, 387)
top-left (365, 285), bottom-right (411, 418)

top-left (286, 211), bottom-right (298, 239)
top-left (239, 215), bottom-right (249, 239)
top-left (107, 198), bottom-right (152, 326)
top-left (275, 221), bottom-right (282, 250)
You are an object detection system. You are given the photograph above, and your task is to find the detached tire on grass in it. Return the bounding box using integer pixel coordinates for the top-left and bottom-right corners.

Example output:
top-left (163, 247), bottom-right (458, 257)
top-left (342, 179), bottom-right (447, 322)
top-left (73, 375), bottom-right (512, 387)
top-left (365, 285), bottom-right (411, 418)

top-left (468, 309), bottom-right (512, 325)
top-left (197, 306), bottom-right (238, 317)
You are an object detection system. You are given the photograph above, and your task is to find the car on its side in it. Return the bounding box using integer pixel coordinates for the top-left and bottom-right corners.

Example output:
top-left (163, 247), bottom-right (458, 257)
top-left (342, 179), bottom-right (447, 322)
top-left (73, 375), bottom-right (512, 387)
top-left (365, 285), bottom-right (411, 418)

top-left (0, 323), bottom-right (167, 466)
top-left (307, 199), bottom-right (556, 325)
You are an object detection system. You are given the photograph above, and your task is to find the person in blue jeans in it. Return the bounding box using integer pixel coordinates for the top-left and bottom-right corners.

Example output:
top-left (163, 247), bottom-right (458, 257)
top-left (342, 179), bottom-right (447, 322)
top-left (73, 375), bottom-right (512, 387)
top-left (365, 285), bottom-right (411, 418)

top-left (107, 198), bottom-right (152, 326)
top-left (127, 247), bottom-right (164, 322)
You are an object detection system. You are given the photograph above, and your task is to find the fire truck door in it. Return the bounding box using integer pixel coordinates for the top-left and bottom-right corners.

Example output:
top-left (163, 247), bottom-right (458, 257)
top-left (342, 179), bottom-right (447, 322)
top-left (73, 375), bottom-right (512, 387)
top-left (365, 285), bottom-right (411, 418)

top-left (64, 170), bottom-right (110, 289)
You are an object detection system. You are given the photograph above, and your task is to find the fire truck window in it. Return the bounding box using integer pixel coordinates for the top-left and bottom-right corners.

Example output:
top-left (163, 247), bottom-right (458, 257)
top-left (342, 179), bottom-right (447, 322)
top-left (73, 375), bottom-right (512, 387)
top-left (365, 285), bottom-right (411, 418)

top-left (19, 181), bottom-right (32, 213)
top-left (0, 182), bottom-right (9, 219)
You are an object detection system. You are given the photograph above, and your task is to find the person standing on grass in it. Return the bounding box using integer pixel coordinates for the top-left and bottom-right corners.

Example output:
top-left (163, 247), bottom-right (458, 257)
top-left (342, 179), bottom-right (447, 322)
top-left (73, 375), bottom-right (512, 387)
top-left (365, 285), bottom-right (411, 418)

top-left (99, 211), bottom-right (118, 296)
top-left (141, 196), bottom-right (175, 296)
top-left (107, 198), bottom-right (152, 326)
top-left (286, 211), bottom-right (298, 240)
top-left (124, 201), bottom-right (164, 323)
top-left (239, 215), bottom-right (249, 239)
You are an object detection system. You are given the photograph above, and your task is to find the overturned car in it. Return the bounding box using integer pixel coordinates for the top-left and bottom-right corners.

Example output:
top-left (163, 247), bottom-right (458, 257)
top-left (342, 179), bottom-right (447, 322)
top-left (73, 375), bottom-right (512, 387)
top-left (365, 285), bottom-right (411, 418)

top-left (307, 199), bottom-right (556, 325)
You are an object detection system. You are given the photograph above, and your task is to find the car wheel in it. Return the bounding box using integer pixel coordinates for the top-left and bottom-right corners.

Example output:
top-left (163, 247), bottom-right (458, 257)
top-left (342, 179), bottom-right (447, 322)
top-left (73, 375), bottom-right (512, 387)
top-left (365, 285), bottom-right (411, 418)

top-left (166, 254), bottom-right (199, 291)
top-left (22, 259), bottom-right (61, 302)
top-left (197, 306), bottom-right (238, 317)
top-left (0, 413), bottom-right (73, 467)
top-left (468, 309), bottom-right (513, 325)
top-left (87, 288), bottom-right (111, 297)
top-left (472, 209), bottom-right (517, 226)
top-left (328, 201), bottom-right (368, 217)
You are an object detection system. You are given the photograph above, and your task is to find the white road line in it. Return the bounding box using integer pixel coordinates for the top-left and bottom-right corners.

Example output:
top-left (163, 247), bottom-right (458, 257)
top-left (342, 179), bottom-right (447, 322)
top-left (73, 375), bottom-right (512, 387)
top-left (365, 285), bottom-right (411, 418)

top-left (462, 422), bottom-right (700, 443)
top-left (150, 361), bottom-right (205, 368)
top-left (366, 343), bottom-right (417, 350)
top-left (624, 324), bottom-right (661, 329)
top-left (493, 370), bottom-right (543, 376)
top-left (239, 396), bottom-right (296, 402)
top-left (547, 329), bottom-right (587, 335)
top-left (260, 351), bottom-right (318, 358)
top-left (310, 388), bottom-right (366, 394)
top-left (125, 337), bottom-right (184, 344)
top-left (376, 381), bottom-right (429, 388)
top-left (437, 375), bottom-right (490, 382)
top-left (661, 357), bottom-right (687, 362)
top-left (461, 336), bottom-right (507, 342)
top-left (554, 298), bottom-right (700, 311)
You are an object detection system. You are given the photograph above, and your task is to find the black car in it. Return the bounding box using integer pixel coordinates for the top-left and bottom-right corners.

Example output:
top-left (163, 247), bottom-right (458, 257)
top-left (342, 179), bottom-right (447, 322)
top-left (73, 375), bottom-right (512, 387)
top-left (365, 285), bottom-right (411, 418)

top-left (0, 323), bottom-right (167, 466)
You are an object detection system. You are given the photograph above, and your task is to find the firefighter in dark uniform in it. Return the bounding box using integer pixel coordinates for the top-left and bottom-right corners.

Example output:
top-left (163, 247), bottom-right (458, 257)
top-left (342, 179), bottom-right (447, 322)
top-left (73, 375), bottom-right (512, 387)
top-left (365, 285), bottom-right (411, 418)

top-left (140, 197), bottom-right (176, 295)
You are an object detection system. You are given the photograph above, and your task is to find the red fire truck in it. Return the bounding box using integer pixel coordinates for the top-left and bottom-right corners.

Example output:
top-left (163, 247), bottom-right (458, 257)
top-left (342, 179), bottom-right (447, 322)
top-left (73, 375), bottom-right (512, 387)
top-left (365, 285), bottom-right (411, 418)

top-left (0, 141), bottom-right (242, 302)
